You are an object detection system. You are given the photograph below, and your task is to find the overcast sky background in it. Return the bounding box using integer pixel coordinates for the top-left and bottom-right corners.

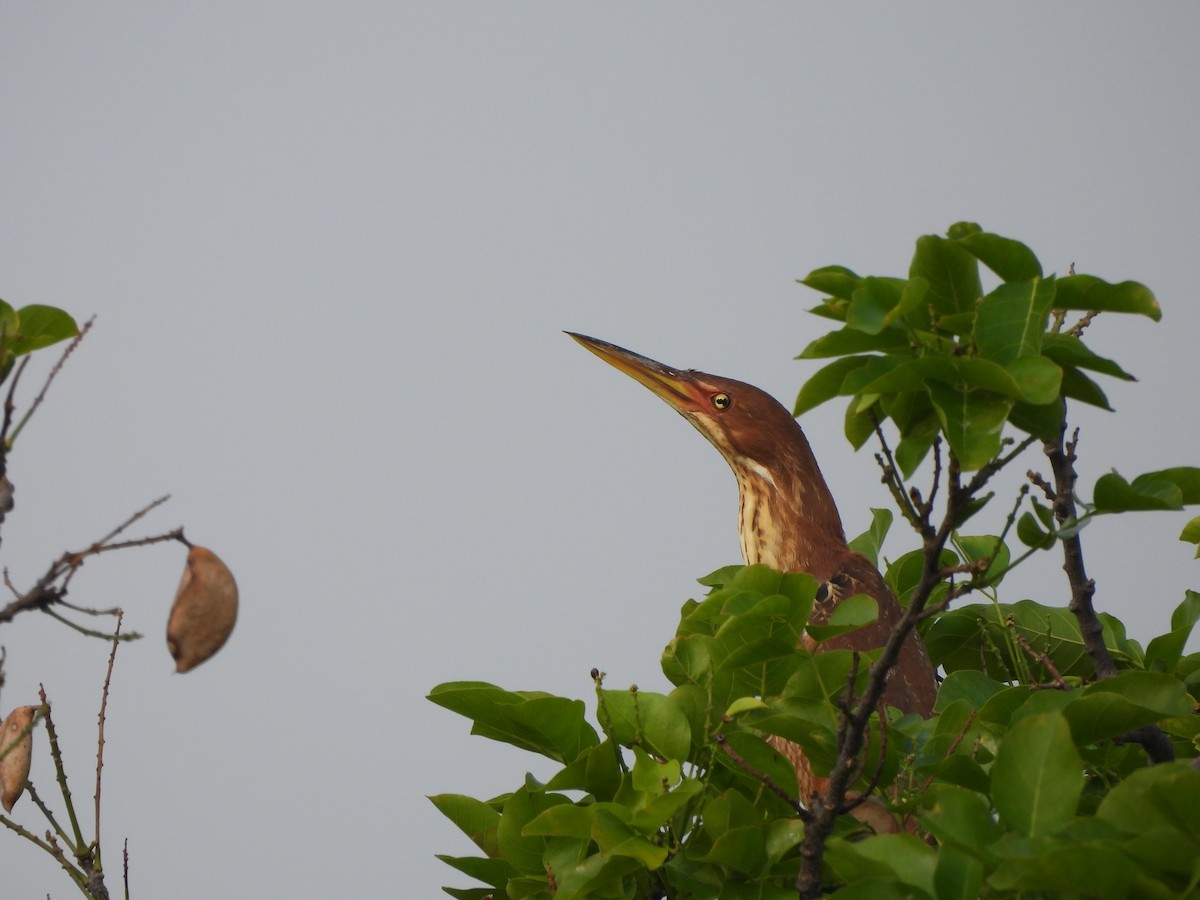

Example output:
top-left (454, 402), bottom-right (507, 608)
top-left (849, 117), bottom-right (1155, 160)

top-left (2, 5), bottom-right (1198, 897)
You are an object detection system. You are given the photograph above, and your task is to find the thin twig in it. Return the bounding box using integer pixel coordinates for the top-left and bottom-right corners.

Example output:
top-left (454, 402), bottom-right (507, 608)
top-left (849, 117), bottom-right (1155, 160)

top-left (0, 355), bottom-right (31, 448)
top-left (39, 684), bottom-right (86, 853)
top-left (7, 316), bottom-right (94, 448)
top-left (838, 714), bottom-right (889, 814)
top-left (95, 614), bottom-right (123, 873)
top-left (1026, 469), bottom-right (1055, 502)
top-left (1014, 632), bottom-right (1069, 690)
top-left (40, 607), bottom-right (141, 641)
top-left (1068, 310), bottom-right (1099, 338)
top-left (0, 499), bottom-right (179, 626)
top-left (872, 423), bottom-right (927, 535)
top-left (26, 781), bottom-right (73, 846)
top-left (964, 435), bottom-right (1038, 497)
top-left (714, 733), bottom-right (810, 821)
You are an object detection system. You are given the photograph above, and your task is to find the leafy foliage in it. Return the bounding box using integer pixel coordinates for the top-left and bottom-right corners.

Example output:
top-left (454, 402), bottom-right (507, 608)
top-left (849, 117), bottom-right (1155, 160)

top-left (0, 299), bottom-right (78, 385)
top-left (794, 223), bottom-right (1155, 472)
top-left (430, 225), bottom-right (1200, 898)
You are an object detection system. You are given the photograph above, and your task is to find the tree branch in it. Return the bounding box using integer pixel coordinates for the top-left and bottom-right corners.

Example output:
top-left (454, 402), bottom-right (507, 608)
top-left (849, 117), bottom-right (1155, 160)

top-left (1043, 420), bottom-right (1116, 680)
top-left (1044, 412), bottom-right (1174, 764)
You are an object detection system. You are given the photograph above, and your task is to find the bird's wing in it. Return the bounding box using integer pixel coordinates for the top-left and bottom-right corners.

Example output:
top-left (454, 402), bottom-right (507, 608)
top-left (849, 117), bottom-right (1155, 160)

top-left (810, 551), bottom-right (937, 717)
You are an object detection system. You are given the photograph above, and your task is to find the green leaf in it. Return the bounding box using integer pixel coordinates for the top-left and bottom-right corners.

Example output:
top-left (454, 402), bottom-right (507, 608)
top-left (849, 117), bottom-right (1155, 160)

top-left (797, 327), bottom-right (910, 359)
top-left (957, 231), bottom-right (1043, 282)
top-left (1016, 511), bottom-right (1056, 550)
top-left (1064, 672), bottom-right (1194, 744)
top-left (927, 600), bottom-right (1109, 681)
top-left (954, 534), bottom-right (1011, 587)
top-left (429, 794), bottom-right (502, 857)
top-left (436, 854), bottom-right (515, 891)
top-left (799, 265), bottom-right (862, 301)
top-left (807, 299), bottom-right (849, 322)
top-left (825, 834), bottom-right (938, 897)
top-left (844, 396), bottom-right (876, 449)
top-left (857, 357), bottom-right (1022, 400)
top-left (910, 234), bottom-right (982, 318)
top-left (0, 300), bottom-right (19, 349)
top-left (497, 788), bottom-right (570, 875)
top-left (1094, 471), bottom-right (1183, 513)
top-left (590, 808), bottom-right (669, 869)
top-left (523, 803), bottom-right (597, 839)
top-left (991, 710), bottom-right (1084, 837)
top-left (1059, 365), bottom-right (1112, 410)
top-left (1145, 593), bottom-right (1200, 671)
top-left (1005, 355), bottom-right (1062, 405)
top-left (1171, 590), bottom-right (1200, 632)
top-left (794, 356), bottom-right (874, 416)
top-left (1135, 467), bottom-right (1200, 504)
top-left (714, 730), bottom-right (800, 807)
top-left (894, 426), bottom-right (937, 478)
top-left (987, 839), bottom-right (1139, 896)
top-left (935, 670), bottom-right (1007, 712)
top-left (849, 507), bottom-right (893, 567)
top-left (933, 846), bottom-right (984, 900)
top-left (598, 687), bottom-right (691, 761)
top-left (10, 305), bottom-right (79, 357)
top-left (1008, 398), bottom-right (1065, 441)
top-left (1041, 333), bottom-right (1135, 381)
top-left (1054, 274), bottom-right (1161, 321)
top-left (1183, 519), bottom-right (1200, 559)
top-left (428, 682), bottom-right (599, 762)
top-left (927, 382), bottom-right (1011, 471)
top-left (1097, 762), bottom-right (1200, 838)
top-left (806, 593), bottom-right (879, 642)
top-left (975, 277), bottom-right (1056, 365)
top-left (840, 354), bottom-right (911, 395)
top-left (696, 565), bottom-right (744, 588)
top-left (883, 275), bottom-right (930, 328)
top-left (847, 277), bottom-right (907, 335)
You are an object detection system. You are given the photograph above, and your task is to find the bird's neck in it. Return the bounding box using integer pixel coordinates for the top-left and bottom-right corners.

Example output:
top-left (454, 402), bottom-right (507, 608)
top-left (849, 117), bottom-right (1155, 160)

top-left (732, 444), bottom-right (849, 579)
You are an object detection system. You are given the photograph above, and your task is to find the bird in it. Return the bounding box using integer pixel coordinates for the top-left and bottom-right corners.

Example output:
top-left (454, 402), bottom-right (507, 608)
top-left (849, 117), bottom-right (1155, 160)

top-left (569, 332), bottom-right (937, 813)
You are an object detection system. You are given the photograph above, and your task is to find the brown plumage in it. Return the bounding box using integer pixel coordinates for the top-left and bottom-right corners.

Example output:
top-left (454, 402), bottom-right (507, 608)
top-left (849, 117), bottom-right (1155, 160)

top-left (570, 333), bottom-right (937, 806)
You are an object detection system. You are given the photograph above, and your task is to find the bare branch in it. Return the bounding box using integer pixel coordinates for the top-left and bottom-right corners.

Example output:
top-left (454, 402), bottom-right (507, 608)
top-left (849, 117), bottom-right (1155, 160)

top-left (95, 614), bottom-right (124, 872)
top-left (1044, 422), bottom-right (1116, 680)
top-left (6, 316), bottom-right (94, 448)
top-left (39, 684), bottom-right (87, 853)
top-left (0, 498), bottom-right (180, 627)
top-left (1043, 414), bottom-right (1174, 764)
top-left (1026, 468), bottom-right (1055, 502)
top-left (870, 414), bottom-right (931, 537)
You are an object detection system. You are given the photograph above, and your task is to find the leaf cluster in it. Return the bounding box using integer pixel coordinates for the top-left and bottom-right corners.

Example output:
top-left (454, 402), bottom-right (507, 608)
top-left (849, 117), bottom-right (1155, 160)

top-left (430, 552), bottom-right (1200, 898)
top-left (430, 225), bottom-right (1200, 898)
top-left (794, 222), bottom-right (1156, 473)
top-left (0, 300), bottom-right (78, 386)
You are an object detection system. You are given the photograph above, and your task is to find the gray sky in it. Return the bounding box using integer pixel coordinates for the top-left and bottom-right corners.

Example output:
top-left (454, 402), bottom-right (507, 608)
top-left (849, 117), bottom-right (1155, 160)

top-left (2, 5), bottom-right (1198, 896)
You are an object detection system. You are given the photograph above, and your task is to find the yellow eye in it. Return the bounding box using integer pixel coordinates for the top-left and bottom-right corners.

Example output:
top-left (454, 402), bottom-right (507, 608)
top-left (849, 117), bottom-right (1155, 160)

top-left (712, 393), bottom-right (732, 410)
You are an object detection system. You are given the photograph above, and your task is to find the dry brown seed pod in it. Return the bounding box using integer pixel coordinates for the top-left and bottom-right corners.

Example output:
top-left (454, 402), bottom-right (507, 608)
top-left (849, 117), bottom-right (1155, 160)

top-left (167, 546), bottom-right (239, 673)
top-left (0, 705), bottom-right (36, 813)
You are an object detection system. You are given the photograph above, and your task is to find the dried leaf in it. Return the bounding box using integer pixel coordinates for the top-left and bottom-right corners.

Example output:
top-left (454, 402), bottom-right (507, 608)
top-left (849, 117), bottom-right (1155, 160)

top-left (0, 705), bottom-right (36, 813)
top-left (167, 546), bottom-right (239, 673)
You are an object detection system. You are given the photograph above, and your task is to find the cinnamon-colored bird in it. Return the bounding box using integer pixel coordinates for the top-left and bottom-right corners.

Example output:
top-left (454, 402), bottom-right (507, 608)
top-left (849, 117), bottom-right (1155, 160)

top-left (569, 333), bottom-right (937, 804)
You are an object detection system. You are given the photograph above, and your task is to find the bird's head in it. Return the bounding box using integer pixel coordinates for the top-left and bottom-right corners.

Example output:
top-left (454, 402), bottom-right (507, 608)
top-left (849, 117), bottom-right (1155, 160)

top-left (567, 332), bottom-right (804, 476)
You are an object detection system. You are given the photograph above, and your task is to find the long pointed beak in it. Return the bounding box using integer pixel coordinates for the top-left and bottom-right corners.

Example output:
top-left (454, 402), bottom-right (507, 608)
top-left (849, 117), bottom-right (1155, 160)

top-left (567, 332), bottom-right (694, 409)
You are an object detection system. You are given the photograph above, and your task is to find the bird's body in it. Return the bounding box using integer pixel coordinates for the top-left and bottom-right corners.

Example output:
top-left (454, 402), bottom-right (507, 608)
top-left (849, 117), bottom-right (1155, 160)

top-left (570, 333), bottom-right (937, 804)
